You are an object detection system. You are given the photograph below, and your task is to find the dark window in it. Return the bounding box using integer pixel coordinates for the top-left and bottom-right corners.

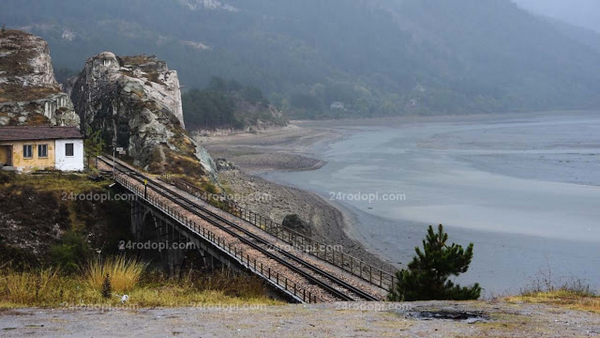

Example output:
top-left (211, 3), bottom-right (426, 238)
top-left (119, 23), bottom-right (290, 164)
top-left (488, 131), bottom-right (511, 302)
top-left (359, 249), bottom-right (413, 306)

top-left (23, 145), bottom-right (33, 158)
top-left (38, 144), bottom-right (48, 158)
top-left (65, 143), bottom-right (74, 157)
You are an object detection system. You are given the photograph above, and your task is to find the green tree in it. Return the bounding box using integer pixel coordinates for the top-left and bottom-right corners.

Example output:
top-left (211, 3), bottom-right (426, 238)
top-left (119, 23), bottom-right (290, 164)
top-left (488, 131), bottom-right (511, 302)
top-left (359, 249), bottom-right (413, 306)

top-left (388, 224), bottom-right (481, 301)
top-left (84, 127), bottom-right (105, 169)
top-left (242, 85), bottom-right (268, 105)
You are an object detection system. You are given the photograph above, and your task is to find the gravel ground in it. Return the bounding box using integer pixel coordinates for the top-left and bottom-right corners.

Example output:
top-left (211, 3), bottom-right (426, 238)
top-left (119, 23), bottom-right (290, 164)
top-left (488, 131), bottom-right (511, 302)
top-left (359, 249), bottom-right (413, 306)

top-left (1, 301), bottom-right (598, 337)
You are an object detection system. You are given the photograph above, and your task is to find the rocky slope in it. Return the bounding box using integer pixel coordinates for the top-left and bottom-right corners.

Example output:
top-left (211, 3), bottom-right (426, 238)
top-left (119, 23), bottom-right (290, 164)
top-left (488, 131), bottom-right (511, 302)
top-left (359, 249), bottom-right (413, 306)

top-left (68, 51), bottom-right (216, 180)
top-left (0, 30), bottom-right (79, 127)
top-left (0, 172), bottom-right (132, 268)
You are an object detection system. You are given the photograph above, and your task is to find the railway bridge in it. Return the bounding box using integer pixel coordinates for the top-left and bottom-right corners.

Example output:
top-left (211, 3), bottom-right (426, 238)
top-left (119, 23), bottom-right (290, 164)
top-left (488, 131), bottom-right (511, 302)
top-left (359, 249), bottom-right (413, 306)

top-left (98, 155), bottom-right (395, 303)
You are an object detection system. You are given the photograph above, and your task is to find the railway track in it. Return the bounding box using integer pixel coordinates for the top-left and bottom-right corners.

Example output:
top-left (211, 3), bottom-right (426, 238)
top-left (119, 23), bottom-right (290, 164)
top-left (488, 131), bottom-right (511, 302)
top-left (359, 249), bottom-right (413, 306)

top-left (98, 155), bottom-right (381, 302)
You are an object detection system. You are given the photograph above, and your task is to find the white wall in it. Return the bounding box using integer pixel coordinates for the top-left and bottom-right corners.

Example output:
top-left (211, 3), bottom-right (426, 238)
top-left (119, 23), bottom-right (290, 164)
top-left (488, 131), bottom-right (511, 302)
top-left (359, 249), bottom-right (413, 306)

top-left (55, 139), bottom-right (84, 171)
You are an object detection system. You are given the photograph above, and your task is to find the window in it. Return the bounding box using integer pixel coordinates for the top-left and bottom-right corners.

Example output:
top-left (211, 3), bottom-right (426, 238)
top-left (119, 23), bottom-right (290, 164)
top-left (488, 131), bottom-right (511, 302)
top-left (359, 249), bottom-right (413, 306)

top-left (65, 143), bottom-right (74, 157)
top-left (38, 144), bottom-right (48, 158)
top-left (23, 145), bottom-right (33, 158)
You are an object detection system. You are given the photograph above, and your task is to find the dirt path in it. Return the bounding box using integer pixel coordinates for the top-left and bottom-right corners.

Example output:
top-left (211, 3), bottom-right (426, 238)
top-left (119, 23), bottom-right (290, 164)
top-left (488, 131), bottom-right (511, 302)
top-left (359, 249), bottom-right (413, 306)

top-left (1, 301), bottom-right (598, 337)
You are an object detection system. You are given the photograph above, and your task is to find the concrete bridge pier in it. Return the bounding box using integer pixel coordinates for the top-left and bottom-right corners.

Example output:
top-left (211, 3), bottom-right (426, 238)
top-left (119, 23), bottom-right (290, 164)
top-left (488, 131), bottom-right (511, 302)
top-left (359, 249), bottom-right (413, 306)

top-left (130, 200), bottom-right (236, 277)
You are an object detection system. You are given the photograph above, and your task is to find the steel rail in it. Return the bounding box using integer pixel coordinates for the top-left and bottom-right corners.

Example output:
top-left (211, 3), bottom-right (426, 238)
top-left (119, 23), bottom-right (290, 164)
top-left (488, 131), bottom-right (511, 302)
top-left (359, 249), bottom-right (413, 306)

top-left (98, 156), bottom-right (379, 301)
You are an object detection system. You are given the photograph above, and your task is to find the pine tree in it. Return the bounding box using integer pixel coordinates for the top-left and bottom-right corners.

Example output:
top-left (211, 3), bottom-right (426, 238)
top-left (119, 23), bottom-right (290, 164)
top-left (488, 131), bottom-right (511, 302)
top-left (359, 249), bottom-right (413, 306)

top-left (101, 274), bottom-right (112, 299)
top-left (388, 224), bottom-right (481, 301)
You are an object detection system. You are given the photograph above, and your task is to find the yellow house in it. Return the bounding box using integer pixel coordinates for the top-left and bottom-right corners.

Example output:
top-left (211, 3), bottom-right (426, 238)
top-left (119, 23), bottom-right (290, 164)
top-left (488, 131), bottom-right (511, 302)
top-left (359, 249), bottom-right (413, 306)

top-left (0, 126), bottom-right (84, 172)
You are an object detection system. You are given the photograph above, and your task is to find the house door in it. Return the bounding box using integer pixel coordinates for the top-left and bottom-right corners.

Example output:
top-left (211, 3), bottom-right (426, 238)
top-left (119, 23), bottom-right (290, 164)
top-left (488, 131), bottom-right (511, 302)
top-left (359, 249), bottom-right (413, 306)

top-left (0, 146), bottom-right (7, 166)
top-left (0, 146), bottom-right (13, 166)
top-left (6, 146), bottom-right (12, 166)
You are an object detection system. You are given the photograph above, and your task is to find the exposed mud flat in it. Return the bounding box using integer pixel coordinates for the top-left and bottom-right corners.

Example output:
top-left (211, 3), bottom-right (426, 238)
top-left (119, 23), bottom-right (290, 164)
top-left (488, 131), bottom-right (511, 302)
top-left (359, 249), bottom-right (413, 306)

top-left (197, 124), bottom-right (337, 173)
top-left (257, 112), bottom-right (600, 295)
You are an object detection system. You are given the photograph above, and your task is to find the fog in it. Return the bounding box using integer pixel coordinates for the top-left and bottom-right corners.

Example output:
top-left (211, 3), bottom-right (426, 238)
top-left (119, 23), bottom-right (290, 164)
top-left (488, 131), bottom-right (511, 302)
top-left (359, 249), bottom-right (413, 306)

top-left (513, 0), bottom-right (600, 32)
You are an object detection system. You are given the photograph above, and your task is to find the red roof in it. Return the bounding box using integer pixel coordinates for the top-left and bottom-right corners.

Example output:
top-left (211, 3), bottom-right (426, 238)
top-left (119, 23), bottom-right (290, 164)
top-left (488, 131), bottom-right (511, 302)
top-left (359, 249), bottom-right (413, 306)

top-left (0, 126), bottom-right (83, 141)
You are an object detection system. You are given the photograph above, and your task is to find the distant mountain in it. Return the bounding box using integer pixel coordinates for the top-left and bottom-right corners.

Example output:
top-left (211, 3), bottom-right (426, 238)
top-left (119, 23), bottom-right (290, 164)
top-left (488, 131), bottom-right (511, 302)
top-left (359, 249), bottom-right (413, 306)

top-left (2, 0), bottom-right (600, 119)
top-left (544, 17), bottom-right (600, 54)
top-left (512, 0), bottom-right (600, 34)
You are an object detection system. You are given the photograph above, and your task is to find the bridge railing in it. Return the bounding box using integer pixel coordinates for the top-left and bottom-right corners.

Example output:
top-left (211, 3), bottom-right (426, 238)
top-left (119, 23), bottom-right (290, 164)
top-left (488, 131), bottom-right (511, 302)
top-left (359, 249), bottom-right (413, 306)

top-left (115, 173), bottom-right (321, 304)
top-left (163, 176), bottom-right (396, 292)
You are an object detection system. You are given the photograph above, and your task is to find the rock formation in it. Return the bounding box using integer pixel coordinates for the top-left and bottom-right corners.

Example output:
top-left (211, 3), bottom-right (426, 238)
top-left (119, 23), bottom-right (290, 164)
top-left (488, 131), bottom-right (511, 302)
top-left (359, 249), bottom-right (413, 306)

top-left (68, 52), bottom-right (217, 180)
top-left (0, 30), bottom-right (80, 127)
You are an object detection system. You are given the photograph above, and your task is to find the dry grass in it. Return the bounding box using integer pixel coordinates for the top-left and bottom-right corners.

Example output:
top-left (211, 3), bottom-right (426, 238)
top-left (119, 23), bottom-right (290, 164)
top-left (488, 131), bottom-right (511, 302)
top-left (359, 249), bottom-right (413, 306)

top-left (1, 268), bottom-right (63, 304)
top-left (0, 265), bottom-right (280, 308)
top-left (148, 147), bottom-right (206, 180)
top-left (507, 290), bottom-right (600, 313)
top-left (126, 270), bottom-right (281, 307)
top-left (85, 256), bottom-right (147, 293)
top-left (0, 85), bottom-right (61, 103)
top-left (507, 279), bottom-right (599, 313)
top-left (120, 55), bottom-right (151, 66)
top-left (9, 173), bottom-right (108, 194)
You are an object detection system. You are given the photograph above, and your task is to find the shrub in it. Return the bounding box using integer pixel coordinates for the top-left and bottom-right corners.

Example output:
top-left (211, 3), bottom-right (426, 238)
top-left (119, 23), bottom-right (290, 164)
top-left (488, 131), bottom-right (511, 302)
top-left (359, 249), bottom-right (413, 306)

top-left (282, 214), bottom-right (310, 235)
top-left (0, 171), bottom-right (13, 184)
top-left (50, 230), bottom-right (92, 273)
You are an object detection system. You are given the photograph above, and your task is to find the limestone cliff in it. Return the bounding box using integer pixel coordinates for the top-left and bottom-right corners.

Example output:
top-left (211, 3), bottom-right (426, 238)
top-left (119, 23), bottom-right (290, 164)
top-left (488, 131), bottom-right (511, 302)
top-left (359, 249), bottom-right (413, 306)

top-left (68, 52), bottom-right (216, 180)
top-left (0, 30), bottom-right (79, 127)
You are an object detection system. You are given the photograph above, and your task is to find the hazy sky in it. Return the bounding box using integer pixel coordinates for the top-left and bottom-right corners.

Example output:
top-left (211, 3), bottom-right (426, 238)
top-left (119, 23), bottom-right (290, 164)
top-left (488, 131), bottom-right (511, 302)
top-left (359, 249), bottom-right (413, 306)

top-left (513, 0), bottom-right (600, 32)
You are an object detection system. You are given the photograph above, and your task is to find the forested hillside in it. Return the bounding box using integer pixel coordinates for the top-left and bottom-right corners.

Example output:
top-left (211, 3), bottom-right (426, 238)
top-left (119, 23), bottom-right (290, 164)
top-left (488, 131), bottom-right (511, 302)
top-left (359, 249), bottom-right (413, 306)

top-left (2, 0), bottom-right (600, 122)
top-left (183, 77), bottom-right (287, 131)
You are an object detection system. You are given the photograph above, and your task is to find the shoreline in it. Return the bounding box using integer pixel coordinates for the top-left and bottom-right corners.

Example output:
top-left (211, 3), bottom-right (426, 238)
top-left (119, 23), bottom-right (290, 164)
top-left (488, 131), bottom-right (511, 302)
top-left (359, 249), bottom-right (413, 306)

top-left (197, 124), bottom-right (340, 173)
top-left (197, 124), bottom-right (397, 271)
top-left (198, 110), bottom-right (600, 282)
top-left (248, 111), bottom-right (600, 295)
top-left (200, 111), bottom-right (600, 295)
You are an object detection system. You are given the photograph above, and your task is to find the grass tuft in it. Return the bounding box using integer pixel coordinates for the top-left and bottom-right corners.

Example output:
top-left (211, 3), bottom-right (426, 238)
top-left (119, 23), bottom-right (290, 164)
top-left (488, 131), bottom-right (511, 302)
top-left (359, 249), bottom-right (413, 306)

top-left (507, 279), bottom-right (599, 313)
top-left (2, 268), bottom-right (62, 304)
top-left (85, 256), bottom-right (147, 293)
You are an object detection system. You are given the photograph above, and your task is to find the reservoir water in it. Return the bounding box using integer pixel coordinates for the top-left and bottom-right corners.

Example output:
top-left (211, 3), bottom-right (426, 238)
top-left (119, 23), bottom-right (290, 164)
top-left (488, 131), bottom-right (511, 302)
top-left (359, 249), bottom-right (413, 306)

top-left (261, 112), bottom-right (600, 296)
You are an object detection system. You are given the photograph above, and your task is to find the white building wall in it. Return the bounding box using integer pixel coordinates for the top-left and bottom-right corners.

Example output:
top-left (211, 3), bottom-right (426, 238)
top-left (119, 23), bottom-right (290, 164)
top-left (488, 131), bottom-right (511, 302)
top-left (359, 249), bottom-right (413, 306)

top-left (55, 139), bottom-right (84, 171)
